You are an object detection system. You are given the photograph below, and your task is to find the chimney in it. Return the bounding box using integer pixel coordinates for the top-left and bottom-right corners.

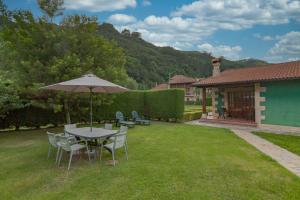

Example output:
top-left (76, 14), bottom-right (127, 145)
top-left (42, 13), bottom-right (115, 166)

top-left (212, 57), bottom-right (222, 76)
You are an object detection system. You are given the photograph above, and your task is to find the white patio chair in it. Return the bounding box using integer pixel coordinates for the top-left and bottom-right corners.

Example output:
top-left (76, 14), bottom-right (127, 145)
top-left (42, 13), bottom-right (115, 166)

top-left (47, 132), bottom-right (63, 163)
top-left (64, 124), bottom-right (78, 143)
top-left (100, 125), bottom-right (128, 166)
top-left (57, 135), bottom-right (91, 170)
top-left (104, 123), bottom-right (113, 130)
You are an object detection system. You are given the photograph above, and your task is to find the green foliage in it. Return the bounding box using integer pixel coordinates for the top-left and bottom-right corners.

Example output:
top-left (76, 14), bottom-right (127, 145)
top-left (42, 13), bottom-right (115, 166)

top-left (37, 0), bottom-right (64, 22)
top-left (183, 112), bottom-right (202, 121)
top-left (98, 23), bottom-right (267, 88)
top-left (0, 90), bottom-right (185, 129)
top-left (144, 89), bottom-right (184, 121)
top-left (0, 75), bottom-right (23, 116)
top-left (0, 4), bottom-right (137, 124)
top-left (94, 91), bottom-right (145, 121)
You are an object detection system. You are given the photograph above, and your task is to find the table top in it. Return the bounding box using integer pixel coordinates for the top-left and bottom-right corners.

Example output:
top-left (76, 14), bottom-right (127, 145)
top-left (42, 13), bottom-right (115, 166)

top-left (65, 127), bottom-right (118, 139)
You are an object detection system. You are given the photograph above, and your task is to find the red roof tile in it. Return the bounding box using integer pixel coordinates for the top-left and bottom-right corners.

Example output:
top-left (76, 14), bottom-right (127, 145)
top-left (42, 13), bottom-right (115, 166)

top-left (151, 83), bottom-right (169, 90)
top-left (194, 60), bottom-right (300, 87)
top-left (169, 75), bottom-right (196, 84)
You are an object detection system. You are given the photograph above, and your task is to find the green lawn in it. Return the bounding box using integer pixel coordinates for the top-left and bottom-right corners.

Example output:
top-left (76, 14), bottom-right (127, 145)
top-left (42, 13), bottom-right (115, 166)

top-left (254, 132), bottom-right (300, 156)
top-left (184, 105), bottom-right (211, 112)
top-left (1, 123), bottom-right (300, 200)
top-left (185, 104), bottom-right (202, 112)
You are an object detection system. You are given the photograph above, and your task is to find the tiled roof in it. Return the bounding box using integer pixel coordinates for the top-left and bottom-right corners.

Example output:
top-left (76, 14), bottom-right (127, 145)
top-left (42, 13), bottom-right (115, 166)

top-left (194, 60), bottom-right (300, 87)
top-left (169, 75), bottom-right (196, 84)
top-left (151, 83), bottom-right (169, 90)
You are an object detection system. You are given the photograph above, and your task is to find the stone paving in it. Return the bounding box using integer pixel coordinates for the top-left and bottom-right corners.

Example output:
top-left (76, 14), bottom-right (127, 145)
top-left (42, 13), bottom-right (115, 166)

top-left (186, 120), bottom-right (300, 177)
top-left (233, 129), bottom-right (300, 177)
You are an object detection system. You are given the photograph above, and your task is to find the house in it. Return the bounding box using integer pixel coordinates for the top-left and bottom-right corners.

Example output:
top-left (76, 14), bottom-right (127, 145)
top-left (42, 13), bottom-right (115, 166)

top-left (152, 75), bottom-right (202, 102)
top-left (194, 58), bottom-right (300, 132)
top-left (151, 83), bottom-right (169, 91)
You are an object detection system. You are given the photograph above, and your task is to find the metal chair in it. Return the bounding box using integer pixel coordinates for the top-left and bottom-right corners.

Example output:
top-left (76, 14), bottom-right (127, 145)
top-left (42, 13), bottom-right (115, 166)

top-left (46, 132), bottom-right (63, 163)
top-left (57, 135), bottom-right (90, 170)
top-left (132, 111), bottom-right (150, 125)
top-left (104, 123), bottom-right (113, 130)
top-left (100, 126), bottom-right (128, 166)
top-left (115, 111), bottom-right (135, 128)
top-left (64, 124), bottom-right (80, 142)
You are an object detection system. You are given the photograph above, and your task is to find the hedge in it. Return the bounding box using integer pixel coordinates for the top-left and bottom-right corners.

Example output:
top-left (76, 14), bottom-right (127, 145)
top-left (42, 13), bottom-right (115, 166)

top-left (183, 112), bottom-right (202, 121)
top-left (0, 89), bottom-right (184, 130)
top-left (145, 89), bottom-right (184, 121)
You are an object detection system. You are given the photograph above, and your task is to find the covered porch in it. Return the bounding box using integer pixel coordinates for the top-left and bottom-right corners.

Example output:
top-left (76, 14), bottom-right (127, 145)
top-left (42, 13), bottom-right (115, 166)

top-left (200, 84), bottom-right (257, 126)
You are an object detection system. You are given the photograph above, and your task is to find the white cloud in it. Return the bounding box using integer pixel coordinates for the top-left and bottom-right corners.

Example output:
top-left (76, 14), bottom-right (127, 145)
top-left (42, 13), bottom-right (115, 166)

top-left (142, 0), bottom-right (151, 6)
top-left (265, 31), bottom-right (300, 63)
top-left (110, 0), bottom-right (300, 61)
top-left (108, 14), bottom-right (136, 24)
top-left (253, 33), bottom-right (275, 41)
top-left (197, 43), bottom-right (242, 60)
top-left (65, 0), bottom-right (136, 12)
top-left (172, 0), bottom-right (300, 30)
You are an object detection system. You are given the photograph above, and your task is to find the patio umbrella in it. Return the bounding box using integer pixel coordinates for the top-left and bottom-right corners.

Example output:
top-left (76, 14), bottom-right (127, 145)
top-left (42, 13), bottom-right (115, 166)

top-left (41, 74), bottom-right (129, 132)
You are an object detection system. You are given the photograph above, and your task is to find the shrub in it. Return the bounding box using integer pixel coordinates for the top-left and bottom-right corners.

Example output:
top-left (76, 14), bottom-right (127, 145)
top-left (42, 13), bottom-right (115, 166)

top-left (0, 89), bottom-right (185, 130)
top-left (144, 89), bottom-right (184, 121)
top-left (183, 112), bottom-right (202, 121)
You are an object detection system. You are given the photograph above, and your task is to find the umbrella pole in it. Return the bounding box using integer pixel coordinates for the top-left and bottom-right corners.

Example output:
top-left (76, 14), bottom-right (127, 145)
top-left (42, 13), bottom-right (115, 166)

top-left (90, 88), bottom-right (93, 132)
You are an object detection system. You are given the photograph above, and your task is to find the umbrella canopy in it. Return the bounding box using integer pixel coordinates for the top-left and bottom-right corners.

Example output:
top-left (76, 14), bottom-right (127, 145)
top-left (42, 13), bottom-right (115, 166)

top-left (41, 74), bottom-right (129, 131)
top-left (42, 74), bottom-right (128, 93)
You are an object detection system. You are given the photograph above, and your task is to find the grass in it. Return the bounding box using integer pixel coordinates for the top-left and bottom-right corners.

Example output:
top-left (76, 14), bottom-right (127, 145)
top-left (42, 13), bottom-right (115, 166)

top-left (253, 132), bottom-right (300, 156)
top-left (1, 123), bottom-right (300, 199)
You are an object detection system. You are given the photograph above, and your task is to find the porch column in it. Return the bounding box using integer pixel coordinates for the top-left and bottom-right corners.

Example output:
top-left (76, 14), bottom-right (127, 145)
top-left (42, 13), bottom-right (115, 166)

top-left (202, 87), bottom-right (206, 113)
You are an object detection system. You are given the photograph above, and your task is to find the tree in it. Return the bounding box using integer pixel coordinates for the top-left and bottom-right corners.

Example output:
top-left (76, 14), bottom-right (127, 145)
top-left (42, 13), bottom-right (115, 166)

top-left (0, 9), bottom-right (136, 123)
top-left (37, 0), bottom-right (64, 22)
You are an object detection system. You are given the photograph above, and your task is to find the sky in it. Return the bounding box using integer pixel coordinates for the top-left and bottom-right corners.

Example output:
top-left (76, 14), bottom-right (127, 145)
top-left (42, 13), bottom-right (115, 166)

top-left (4, 0), bottom-right (300, 63)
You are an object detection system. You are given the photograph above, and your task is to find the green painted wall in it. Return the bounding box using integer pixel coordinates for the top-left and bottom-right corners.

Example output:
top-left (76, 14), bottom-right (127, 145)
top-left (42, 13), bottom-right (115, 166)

top-left (261, 79), bottom-right (300, 127)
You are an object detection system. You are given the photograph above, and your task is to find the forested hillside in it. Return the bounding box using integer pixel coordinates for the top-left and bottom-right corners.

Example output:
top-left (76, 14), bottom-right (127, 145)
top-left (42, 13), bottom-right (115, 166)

top-left (98, 23), bottom-right (267, 88)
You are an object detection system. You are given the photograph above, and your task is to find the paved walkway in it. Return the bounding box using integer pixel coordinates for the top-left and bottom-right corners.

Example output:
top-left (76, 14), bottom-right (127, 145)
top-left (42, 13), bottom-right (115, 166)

top-left (186, 120), bottom-right (300, 177)
top-left (233, 129), bottom-right (300, 177)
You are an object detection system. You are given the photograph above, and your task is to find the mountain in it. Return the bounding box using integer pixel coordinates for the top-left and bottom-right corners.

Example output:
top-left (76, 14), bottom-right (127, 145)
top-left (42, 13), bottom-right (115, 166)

top-left (98, 23), bottom-right (267, 88)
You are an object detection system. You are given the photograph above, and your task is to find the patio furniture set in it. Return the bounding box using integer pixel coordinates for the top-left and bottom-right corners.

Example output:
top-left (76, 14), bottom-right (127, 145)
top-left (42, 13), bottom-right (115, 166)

top-left (47, 124), bottom-right (128, 170)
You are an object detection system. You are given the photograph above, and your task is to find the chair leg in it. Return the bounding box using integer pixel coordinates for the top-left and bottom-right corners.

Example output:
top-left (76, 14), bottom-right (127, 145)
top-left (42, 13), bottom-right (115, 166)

top-left (99, 145), bottom-right (103, 161)
top-left (47, 145), bottom-right (51, 158)
top-left (55, 147), bottom-right (60, 163)
top-left (85, 140), bottom-right (91, 162)
top-left (124, 144), bottom-right (128, 161)
top-left (58, 150), bottom-right (63, 166)
top-left (68, 151), bottom-right (73, 170)
top-left (112, 149), bottom-right (116, 166)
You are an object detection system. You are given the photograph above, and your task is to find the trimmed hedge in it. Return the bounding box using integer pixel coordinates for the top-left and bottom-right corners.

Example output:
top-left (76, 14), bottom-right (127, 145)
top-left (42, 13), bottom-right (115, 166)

top-left (183, 112), bottom-right (202, 121)
top-left (0, 89), bottom-right (185, 129)
top-left (145, 89), bottom-right (184, 121)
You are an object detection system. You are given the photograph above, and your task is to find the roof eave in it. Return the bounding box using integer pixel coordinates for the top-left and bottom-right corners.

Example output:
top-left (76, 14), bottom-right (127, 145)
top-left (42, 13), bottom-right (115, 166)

top-left (194, 77), bottom-right (300, 88)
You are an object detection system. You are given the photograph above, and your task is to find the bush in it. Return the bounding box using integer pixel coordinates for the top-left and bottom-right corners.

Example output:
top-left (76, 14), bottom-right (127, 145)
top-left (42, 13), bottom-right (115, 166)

top-left (0, 89), bottom-right (185, 130)
top-left (183, 112), bottom-right (202, 121)
top-left (145, 89), bottom-right (184, 121)
top-left (95, 91), bottom-right (145, 121)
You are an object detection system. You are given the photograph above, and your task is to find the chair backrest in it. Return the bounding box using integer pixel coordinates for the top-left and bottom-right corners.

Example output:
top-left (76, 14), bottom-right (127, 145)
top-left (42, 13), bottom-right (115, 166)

top-left (114, 126), bottom-right (128, 149)
top-left (47, 132), bottom-right (58, 147)
top-left (104, 123), bottom-right (113, 130)
top-left (64, 124), bottom-right (77, 136)
top-left (64, 124), bottom-right (77, 130)
top-left (116, 111), bottom-right (124, 121)
top-left (56, 136), bottom-right (71, 151)
top-left (132, 111), bottom-right (140, 121)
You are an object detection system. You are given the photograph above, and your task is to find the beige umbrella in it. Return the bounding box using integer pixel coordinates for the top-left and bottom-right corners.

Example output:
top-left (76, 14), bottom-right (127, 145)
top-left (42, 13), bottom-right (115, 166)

top-left (41, 74), bottom-right (129, 131)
